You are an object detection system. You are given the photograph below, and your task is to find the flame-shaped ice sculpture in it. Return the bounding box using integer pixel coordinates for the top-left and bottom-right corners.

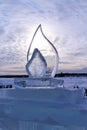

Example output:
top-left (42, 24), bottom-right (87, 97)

top-left (26, 24), bottom-right (59, 77)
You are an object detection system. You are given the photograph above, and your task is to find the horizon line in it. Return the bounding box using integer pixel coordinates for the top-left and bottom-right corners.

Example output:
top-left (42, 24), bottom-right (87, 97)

top-left (0, 73), bottom-right (87, 78)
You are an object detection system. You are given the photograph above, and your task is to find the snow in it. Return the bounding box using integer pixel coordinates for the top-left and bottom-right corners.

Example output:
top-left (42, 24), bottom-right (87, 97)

top-left (0, 78), bottom-right (14, 86)
top-left (61, 76), bottom-right (87, 89)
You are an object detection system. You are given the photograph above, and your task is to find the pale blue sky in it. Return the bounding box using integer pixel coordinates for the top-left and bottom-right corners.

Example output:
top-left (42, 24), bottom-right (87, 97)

top-left (0, 0), bottom-right (87, 75)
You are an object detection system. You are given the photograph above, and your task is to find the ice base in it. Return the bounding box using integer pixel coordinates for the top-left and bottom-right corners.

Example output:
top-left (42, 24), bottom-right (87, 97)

top-left (14, 77), bottom-right (64, 88)
top-left (0, 86), bottom-right (86, 130)
top-left (0, 78), bottom-right (86, 130)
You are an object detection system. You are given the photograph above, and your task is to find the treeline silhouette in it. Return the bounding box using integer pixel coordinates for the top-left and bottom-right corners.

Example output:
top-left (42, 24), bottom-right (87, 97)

top-left (0, 75), bottom-right (28, 78)
top-left (0, 73), bottom-right (87, 78)
top-left (55, 73), bottom-right (87, 77)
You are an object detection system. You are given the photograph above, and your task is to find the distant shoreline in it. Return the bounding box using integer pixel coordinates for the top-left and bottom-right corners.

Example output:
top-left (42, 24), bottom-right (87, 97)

top-left (0, 73), bottom-right (87, 78)
top-left (0, 75), bottom-right (28, 78)
top-left (55, 73), bottom-right (87, 77)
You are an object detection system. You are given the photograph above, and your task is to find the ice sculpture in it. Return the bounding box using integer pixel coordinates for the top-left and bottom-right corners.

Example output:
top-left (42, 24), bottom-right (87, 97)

top-left (0, 25), bottom-right (86, 130)
top-left (26, 24), bottom-right (59, 77)
top-left (26, 48), bottom-right (47, 78)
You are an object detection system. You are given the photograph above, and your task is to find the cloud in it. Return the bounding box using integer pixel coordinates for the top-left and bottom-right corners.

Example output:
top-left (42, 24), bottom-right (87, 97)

top-left (0, 0), bottom-right (87, 74)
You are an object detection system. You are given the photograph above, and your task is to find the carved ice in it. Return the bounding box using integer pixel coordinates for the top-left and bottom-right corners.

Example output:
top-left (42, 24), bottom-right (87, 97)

top-left (11, 24), bottom-right (64, 130)
top-left (26, 48), bottom-right (47, 78)
top-left (0, 24), bottom-right (84, 130)
top-left (26, 24), bottom-right (59, 77)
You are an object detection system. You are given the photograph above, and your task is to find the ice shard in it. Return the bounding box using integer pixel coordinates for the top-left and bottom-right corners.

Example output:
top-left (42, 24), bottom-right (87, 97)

top-left (26, 48), bottom-right (47, 78)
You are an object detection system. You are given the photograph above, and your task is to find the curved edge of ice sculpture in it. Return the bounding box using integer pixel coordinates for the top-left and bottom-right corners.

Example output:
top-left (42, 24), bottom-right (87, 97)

top-left (26, 48), bottom-right (47, 78)
top-left (27, 24), bottom-right (59, 77)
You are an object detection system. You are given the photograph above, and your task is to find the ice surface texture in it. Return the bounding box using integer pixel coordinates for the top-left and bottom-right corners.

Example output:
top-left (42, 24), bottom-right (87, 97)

top-left (26, 24), bottom-right (59, 77)
top-left (26, 48), bottom-right (47, 78)
top-left (0, 88), bottom-right (85, 129)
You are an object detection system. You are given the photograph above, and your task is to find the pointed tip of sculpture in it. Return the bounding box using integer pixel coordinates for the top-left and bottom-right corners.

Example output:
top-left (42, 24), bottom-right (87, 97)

top-left (39, 24), bottom-right (41, 27)
top-left (38, 24), bottom-right (42, 29)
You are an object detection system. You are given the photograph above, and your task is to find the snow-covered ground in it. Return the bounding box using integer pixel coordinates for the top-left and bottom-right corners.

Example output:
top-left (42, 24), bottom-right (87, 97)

top-left (59, 76), bottom-right (87, 89)
top-left (0, 78), bottom-right (14, 86)
top-left (0, 76), bottom-right (87, 88)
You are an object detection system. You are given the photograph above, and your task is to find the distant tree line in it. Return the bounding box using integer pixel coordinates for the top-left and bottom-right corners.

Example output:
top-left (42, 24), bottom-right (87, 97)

top-left (1, 73), bottom-right (87, 78)
top-left (55, 72), bottom-right (87, 77)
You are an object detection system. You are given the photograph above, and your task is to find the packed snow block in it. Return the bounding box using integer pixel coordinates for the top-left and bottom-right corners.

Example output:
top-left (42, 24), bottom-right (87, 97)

top-left (0, 87), bottom-right (83, 104)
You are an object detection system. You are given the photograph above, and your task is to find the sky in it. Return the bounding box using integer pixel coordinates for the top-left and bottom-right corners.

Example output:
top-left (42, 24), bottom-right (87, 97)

top-left (0, 0), bottom-right (87, 75)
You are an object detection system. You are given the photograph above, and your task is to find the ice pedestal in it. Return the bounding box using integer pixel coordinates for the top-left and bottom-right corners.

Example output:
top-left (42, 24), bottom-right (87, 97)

top-left (0, 87), bottom-right (85, 130)
top-left (14, 77), bottom-right (64, 88)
